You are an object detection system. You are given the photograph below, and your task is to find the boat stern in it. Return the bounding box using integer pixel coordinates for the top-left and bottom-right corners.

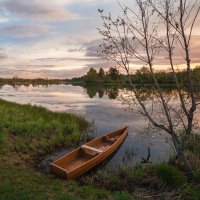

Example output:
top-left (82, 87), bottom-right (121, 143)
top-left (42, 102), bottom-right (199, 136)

top-left (50, 163), bottom-right (68, 179)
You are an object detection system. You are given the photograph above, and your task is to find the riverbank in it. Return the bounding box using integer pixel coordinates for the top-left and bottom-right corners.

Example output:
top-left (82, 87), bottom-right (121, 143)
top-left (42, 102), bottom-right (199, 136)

top-left (0, 100), bottom-right (125, 200)
top-left (0, 99), bottom-right (89, 157)
top-left (0, 100), bottom-right (199, 199)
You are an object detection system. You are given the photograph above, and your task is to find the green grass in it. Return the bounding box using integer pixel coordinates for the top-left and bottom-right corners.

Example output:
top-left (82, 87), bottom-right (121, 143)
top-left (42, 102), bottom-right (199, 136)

top-left (0, 164), bottom-right (113, 200)
top-left (0, 99), bottom-right (200, 199)
top-left (0, 100), bottom-right (113, 200)
top-left (0, 165), bottom-right (74, 200)
top-left (0, 99), bottom-right (88, 156)
top-left (113, 191), bottom-right (131, 200)
top-left (78, 185), bottom-right (110, 200)
top-left (81, 165), bottom-right (147, 191)
top-left (180, 184), bottom-right (200, 200)
top-left (155, 163), bottom-right (186, 186)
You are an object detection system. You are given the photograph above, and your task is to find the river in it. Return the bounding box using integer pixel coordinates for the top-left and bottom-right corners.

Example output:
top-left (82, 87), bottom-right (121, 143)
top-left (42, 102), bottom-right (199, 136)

top-left (0, 83), bottom-right (172, 168)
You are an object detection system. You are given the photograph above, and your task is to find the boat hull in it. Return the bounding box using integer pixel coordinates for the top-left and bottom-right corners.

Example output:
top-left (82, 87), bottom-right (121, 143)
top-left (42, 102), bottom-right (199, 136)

top-left (51, 127), bottom-right (128, 179)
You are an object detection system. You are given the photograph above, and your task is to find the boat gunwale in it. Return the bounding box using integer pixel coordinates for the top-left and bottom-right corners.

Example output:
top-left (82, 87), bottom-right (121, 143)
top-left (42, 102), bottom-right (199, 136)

top-left (51, 126), bottom-right (128, 175)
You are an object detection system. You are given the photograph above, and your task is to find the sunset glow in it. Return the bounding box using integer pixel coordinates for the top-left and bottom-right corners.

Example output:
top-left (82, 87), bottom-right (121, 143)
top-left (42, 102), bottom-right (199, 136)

top-left (0, 0), bottom-right (199, 78)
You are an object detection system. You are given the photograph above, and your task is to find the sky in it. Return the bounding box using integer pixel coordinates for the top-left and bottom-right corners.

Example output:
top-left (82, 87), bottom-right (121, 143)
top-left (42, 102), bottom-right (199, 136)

top-left (0, 0), bottom-right (199, 79)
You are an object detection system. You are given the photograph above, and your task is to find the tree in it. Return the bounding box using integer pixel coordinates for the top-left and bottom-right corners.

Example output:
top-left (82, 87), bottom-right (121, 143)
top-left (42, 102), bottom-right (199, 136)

top-left (108, 67), bottom-right (120, 81)
top-left (98, 0), bottom-right (200, 175)
top-left (86, 68), bottom-right (98, 83)
top-left (134, 67), bottom-right (153, 84)
top-left (98, 68), bottom-right (105, 80)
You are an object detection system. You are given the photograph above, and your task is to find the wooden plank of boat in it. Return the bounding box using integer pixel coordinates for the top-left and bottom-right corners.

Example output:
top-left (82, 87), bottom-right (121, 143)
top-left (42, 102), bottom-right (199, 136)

top-left (51, 126), bottom-right (128, 179)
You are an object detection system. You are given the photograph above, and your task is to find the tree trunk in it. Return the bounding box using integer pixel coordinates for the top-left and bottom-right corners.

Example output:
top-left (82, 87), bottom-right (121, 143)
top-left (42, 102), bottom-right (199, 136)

top-left (171, 134), bottom-right (193, 177)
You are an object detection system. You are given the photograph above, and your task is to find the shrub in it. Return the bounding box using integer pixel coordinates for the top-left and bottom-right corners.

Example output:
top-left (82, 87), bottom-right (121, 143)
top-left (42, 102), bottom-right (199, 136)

top-left (155, 164), bottom-right (186, 186)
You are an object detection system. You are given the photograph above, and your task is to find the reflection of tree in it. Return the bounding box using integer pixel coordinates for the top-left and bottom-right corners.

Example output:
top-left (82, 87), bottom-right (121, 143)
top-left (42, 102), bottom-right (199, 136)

top-left (108, 88), bottom-right (119, 99)
top-left (86, 87), bottom-right (97, 98)
top-left (98, 89), bottom-right (104, 99)
top-left (85, 85), bottom-right (119, 99)
top-left (84, 84), bottom-right (200, 101)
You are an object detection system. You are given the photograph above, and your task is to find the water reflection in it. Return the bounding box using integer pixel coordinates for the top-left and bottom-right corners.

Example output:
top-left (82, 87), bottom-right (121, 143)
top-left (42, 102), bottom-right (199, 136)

top-left (77, 84), bottom-right (120, 99)
top-left (1, 83), bottom-right (197, 168)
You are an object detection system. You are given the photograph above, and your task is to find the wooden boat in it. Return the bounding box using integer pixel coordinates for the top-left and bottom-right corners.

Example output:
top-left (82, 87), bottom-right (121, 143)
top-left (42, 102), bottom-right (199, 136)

top-left (51, 126), bottom-right (128, 179)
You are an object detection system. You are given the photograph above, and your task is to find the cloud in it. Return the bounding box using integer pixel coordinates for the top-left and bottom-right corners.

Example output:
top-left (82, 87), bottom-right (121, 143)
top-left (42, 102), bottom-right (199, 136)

top-left (68, 47), bottom-right (85, 52)
top-left (0, 47), bottom-right (7, 59)
top-left (35, 57), bottom-right (100, 62)
top-left (1, 0), bottom-right (80, 21)
top-left (0, 53), bottom-right (7, 59)
top-left (85, 35), bottom-right (200, 67)
top-left (0, 24), bottom-right (50, 38)
top-left (151, 35), bottom-right (200, 66)
top-left (85, 40), bottom-right (101, 57)
top-left (0, 16), bottom-right (8, 23)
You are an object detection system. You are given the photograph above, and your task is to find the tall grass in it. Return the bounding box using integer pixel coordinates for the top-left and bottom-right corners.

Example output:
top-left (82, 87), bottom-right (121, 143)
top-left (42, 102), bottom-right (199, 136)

top-left (0, 99), bottom-right (89, 155)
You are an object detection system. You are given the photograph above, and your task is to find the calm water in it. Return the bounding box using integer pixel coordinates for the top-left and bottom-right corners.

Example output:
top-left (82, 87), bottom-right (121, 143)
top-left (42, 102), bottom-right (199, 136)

top-left (0, 84), bottom-right (172, 168)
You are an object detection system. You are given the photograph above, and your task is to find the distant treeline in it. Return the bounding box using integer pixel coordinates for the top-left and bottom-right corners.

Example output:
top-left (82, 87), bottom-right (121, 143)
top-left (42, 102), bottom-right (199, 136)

top-left (131, 66), bottom-right (200, 85)
top-left (71, 66), bottom-right (200, 86)
top-left (0, 77), bottom-right (69, 86)
top-left (1, 66), bottom-right (200, 86)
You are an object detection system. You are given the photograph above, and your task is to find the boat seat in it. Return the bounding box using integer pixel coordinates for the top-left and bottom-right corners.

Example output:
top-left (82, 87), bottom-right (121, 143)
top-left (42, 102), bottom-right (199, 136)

top-left (81, 145), bottom-right (103, 154)
top-left (104, 136), bottom-right (119, 143)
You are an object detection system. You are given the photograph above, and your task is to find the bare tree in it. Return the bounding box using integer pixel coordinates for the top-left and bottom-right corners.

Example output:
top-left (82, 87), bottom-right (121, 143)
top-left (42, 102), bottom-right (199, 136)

top-left (98, 0), bottom-right (200, 175)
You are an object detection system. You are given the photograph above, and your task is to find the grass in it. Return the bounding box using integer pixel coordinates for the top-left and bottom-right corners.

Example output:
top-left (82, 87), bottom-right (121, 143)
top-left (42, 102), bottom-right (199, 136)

top-left (77, 185), bottom-right (110, 200)
top-left (155, 163), bottom-right (186, 186)
top-left (80, 165), bottom-right (148, 192)
top-left (113, 191), bottom-right (131, 200)
top-left (0, 163), bottom-right (112, 200)
top-left (81, 161), bottom-right (200, 198)
top-left (0, 100), bottom-right (122, 200)
top-left (0, 100), bottom-right (114, 200)
top-left (0, 99), bottom-right (88, 157)
top-left (181, 184), bottom-right (200, 200)
top-left (0, 99), bottom-right (200, 199)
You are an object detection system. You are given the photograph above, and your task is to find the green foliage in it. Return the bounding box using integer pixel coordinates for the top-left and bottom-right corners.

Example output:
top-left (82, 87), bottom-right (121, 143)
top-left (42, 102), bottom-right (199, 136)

top-left (155, 164), bottom-right (186, 186)
top-left (113, 191), bottom-right (131, 200)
